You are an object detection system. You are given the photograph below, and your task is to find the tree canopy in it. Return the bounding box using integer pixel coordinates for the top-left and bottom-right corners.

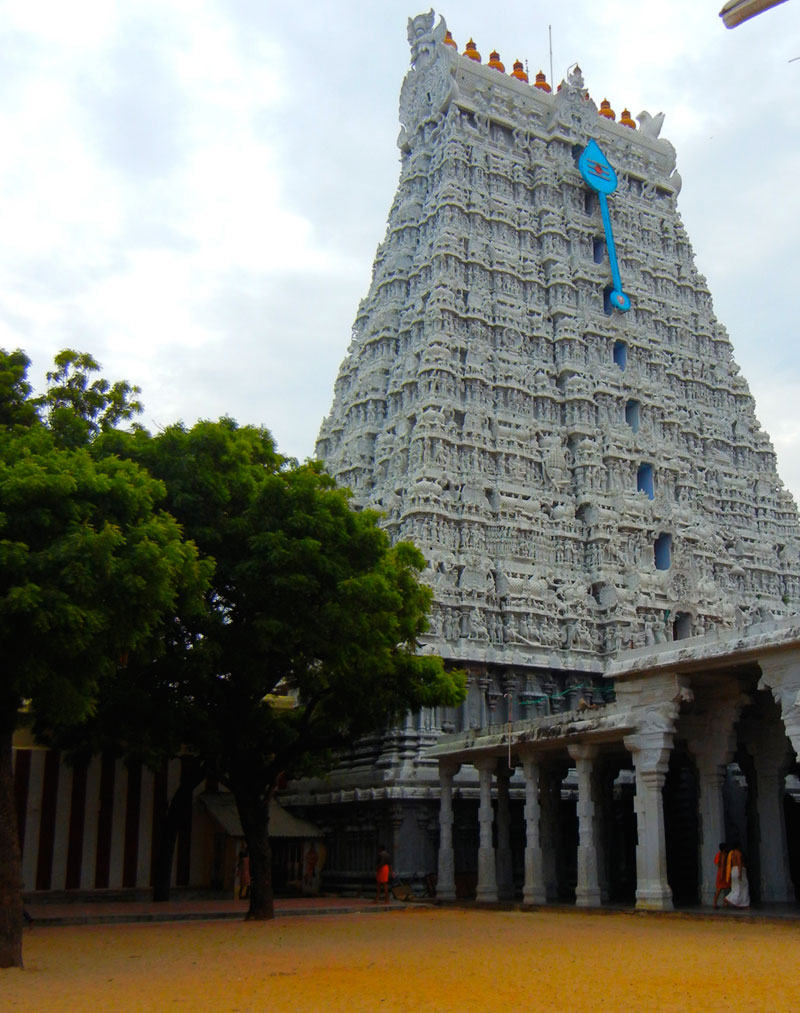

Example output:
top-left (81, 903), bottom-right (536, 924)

top-left (0, 349), bottom-right (207, 969)
top-left (100, 418), bottom-right (465, 918)
top-left (1, 348), bottom-right (464, 961)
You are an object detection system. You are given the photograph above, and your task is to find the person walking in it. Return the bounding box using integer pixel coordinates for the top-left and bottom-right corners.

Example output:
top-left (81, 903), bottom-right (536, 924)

top-left (376, 844), bottom-right (392, 904)
top-left (723, 842), bottom-right (750, 908)
top-left (713, 842), bottom-right (730, 908)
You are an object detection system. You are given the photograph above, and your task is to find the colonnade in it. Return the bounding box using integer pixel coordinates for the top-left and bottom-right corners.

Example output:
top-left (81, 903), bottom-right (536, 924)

top-left (436, 731), bottom-right (679, 909)
top-left (429, 638), bottom-right (800, 909)
top-left (435, 727), bottom-right (797, 909)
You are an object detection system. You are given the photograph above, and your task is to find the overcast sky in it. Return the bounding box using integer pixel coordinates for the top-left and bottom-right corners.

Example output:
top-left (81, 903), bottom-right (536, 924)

top-left (2, 1), bottom-right (799, 498)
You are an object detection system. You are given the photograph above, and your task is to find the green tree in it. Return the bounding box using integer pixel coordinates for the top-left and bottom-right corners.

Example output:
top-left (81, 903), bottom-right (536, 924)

top-left (0, 351), bottom-right (208, 969)
top-left (40, 349), bottom-right (143, 449)
top-left (104, 418), bottom-right (465, 919)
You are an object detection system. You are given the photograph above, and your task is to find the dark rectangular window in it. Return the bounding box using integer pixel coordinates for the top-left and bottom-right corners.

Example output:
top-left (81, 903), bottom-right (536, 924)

top-left (655, 533), bottom-right (672, 570)
top-left (637, 463), bottom-right (654, 499)
top-left (625, 400), bottom-right (640, 433)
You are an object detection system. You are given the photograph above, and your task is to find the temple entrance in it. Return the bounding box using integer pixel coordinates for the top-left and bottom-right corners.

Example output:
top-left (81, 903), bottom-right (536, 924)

top-left (663, 745), bottom-right (700, 905)
top-left (453, 797), bottom-right (479, 898)
top-left (605, 766), bottom-right (637, 903)
top-left (783, 770), bottom-right (800, 902)
top-left (539, 763), bottom-right (577, 902)
top-left (558, 795), bottom-right (578, 901)
top-left (724, 754), bottom-right (757, 903)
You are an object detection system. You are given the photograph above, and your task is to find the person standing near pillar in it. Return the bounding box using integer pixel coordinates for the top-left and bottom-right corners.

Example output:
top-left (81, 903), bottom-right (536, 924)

top-left (724, 843), bottom-right (750, 908)
top-left (713, 842), bottom-right (730, 908)
top-left (376, 844), bottom-right (392, 904)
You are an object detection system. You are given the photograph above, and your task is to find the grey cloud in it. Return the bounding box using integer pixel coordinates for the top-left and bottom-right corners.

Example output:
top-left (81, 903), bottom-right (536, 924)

top-left (75, 19), bottom-right (187, 181)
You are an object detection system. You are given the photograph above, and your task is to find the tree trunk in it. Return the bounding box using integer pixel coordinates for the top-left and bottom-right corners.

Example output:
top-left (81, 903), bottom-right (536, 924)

top-left (0, 725), bottom-right (24, 968)
top-left (152, 759), bottom-right (206, 902)
top-left (234, 789), bottom-right (274, 920)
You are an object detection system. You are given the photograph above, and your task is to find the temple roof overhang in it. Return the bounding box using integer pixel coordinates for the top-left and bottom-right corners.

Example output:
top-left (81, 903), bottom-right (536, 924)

top-left (426, 704), bottom-right (636, 763)
top-left (606, 616), bottom-right (800, 681)
top-left (426, 618), bottom-right (800, 764)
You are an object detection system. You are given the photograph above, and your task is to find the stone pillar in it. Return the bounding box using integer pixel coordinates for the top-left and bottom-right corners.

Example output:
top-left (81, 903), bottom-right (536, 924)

top-left (569, 743), bottom-right (601, 907)
top-left (521, 755), bottom-right (546, 905)
top-left (756, 657), bottom-right (800, 902)
top-left (695, 763), bottom-right (726, 906)
top-left (436, 760), bottom-right (460, 901)
top-left (741, 684), bottom-right (793, 907)
top-left (478, 675), bottom-right (490, 729)
top-left (495, 766), bottom-right (514, 901)
top-left (624, 733), bottom-right (674, 910)
top-left (758, 655), bottom-right (800, 759)
top-left (683, 679), bottom-right (743, 906)
top-left (755, 762), bottom-right (793, 902)
top-left (474, 756), bottom-right (498, 902)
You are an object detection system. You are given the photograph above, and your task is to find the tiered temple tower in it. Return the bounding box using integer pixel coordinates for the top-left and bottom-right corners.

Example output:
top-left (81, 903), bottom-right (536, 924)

top-left (302, 11), bottom-right (800, 886)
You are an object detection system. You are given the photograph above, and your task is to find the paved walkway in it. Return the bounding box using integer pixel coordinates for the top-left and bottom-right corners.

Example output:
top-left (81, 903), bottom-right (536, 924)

top-left (23, 894), bottom-right (800, 927)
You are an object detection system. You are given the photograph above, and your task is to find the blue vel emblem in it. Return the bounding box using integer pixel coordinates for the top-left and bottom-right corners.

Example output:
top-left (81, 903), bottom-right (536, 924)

top-left (579, 140), bottom-right (630, 313)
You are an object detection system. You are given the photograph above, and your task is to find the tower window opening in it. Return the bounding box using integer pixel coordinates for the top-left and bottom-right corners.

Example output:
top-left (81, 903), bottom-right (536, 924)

top-left (625, 399), bottom-right (640, 433)
top-left (654, 532), bottom-right (672, 570)
top-left (673, 611), bottom-right (692, 639)
top-left (637, 463), bottom-right (654, 499)
top-left (613, 340), bottom-right (627, 369)
top-left (593, 238), bottom-right (605, 263)
top-left (585, 192), bottom-right (595, 215)
top-left (603, 286), bottom-right (614, 315)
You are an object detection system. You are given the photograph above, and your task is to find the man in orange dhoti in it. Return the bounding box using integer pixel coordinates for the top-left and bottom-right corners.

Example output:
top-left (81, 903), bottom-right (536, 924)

top-left (713, 842), bottom-right (730, 908)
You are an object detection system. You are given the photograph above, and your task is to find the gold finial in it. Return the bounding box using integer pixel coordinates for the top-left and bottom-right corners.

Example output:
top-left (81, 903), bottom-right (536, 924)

top-left (488, 50), bottom-right (505, 73)
top-left (534, 70), bottom-right (551, 92)
top-left (511, 59), bottom-right (529, 82)
top-left (463, 39), bottom-right (481, 62)
top-left (444, 30), bottom-right (457, 49)
top-left (598, 98), bottom-right (616, 120)
top-left (619, 108), bottom-right (636, 129)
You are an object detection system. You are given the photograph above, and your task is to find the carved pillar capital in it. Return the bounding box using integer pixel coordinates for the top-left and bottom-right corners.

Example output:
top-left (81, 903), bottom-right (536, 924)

top-left (521, 754), bottom-right (539, 779)
top-left (758, 655), bottom-right (800, 758)
top-left (624, 732), bottom-right (672, 776)
top-left (486, 688), bottom-right (503, 716)
top-left (568, 743), bottom-right (599, 763)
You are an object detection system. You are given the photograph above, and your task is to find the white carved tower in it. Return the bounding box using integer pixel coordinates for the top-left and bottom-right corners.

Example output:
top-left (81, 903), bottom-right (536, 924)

top-left (317, 13), bottom-right (800, 672)
top-left (304, 13), bottom-right (800, 884)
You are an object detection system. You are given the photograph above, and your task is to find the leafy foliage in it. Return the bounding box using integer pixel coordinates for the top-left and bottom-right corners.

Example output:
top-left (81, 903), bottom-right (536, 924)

top-left (41, 349), bottom-right (144, 448)
top-left (0, 349), bottom-right (206, 968)
top-left (1, 347), bottom-right (462, 940)
top-left (100, 417), bottom-right (465, 917)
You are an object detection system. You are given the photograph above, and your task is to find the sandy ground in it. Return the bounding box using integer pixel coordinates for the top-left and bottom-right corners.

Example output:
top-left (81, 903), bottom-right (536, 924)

top-left (3, 907), bottom-right (798, 1012)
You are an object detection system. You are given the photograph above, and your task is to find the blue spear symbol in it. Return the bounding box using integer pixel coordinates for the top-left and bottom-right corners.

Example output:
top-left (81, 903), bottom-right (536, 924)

top-left (579, 139), bottom-right (630, 313)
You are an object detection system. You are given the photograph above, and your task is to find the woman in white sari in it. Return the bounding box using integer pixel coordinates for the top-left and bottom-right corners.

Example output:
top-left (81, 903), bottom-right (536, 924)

top-left (724, 844), bottom-right (750, 908)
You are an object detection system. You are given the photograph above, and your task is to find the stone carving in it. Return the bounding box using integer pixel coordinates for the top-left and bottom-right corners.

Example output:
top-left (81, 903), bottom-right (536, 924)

top-left (637, 110), bottom-right (665, 139)
top-left (399, 12), bottom-right (458, 150)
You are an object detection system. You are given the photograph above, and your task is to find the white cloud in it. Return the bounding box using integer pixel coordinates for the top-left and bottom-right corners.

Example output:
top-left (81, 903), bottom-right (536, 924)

top-left (0, 0), bottom-right (798, 496)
